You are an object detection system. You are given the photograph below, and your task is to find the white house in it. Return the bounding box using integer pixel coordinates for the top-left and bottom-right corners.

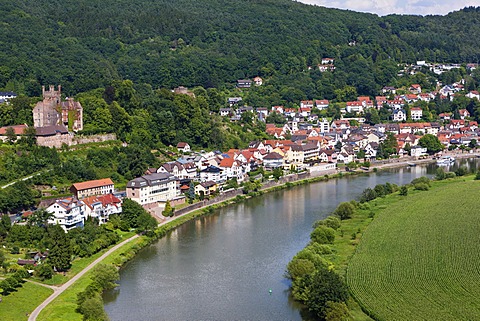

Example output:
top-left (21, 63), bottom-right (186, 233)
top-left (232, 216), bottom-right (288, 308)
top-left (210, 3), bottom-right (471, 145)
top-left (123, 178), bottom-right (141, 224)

top-left (82, 194), bottom-right (122, 224)
top-left (392, 109), bottom-right (407, 122)
top-left (177, 142), bottom-right (191, 153)
top-left (263, 152), bottom-right (284, 169)
top-left (410, 107), bottom-right (423, 121)
top-left (199, 165), bottom-right (225, 183)
top-left (346, 101), bottom-right (364, 113)
top-left (47, 197), bottom-right (85, 232)
top-left (126, 173), bottom-right (179, 206)
top-left (315, 100), bottom-right (329, 110)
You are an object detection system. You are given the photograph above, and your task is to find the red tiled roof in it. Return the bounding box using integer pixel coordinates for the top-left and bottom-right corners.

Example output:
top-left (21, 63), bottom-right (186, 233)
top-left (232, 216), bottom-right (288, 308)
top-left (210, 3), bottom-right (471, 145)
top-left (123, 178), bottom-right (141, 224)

top-left (71, 178), bottom-right (114, 191)
top-left (0, 124), bottom-right (28, 135)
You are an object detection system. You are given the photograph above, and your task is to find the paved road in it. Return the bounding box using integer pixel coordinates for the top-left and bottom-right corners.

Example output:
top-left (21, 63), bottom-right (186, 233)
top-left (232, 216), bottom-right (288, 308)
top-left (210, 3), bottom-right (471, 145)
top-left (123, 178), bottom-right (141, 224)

top-left (28, 234), bottom-right (139, 321)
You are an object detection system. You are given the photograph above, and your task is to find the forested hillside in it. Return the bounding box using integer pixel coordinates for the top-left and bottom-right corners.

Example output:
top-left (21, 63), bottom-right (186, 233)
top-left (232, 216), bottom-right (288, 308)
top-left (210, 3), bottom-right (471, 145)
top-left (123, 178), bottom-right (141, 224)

top-left (1, 0), bottom-right (479, 97)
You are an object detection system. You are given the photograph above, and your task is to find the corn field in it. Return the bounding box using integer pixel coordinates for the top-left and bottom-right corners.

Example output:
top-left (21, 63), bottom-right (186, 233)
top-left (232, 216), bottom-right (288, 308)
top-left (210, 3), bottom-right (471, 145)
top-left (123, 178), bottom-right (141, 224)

top-left (347, 179), bottom-right (480, 320)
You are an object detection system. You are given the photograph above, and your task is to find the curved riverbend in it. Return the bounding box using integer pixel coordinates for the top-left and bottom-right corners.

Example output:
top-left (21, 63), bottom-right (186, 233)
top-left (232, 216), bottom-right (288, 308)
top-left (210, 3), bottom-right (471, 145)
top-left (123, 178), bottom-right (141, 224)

top-left (104, 159), bottom-right (479, 320)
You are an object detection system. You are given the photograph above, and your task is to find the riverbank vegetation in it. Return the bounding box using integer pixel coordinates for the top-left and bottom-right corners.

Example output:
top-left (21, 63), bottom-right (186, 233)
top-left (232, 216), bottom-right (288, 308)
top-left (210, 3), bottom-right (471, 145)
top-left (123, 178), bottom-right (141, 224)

top-left (287, 172), bottom-right (479, 320)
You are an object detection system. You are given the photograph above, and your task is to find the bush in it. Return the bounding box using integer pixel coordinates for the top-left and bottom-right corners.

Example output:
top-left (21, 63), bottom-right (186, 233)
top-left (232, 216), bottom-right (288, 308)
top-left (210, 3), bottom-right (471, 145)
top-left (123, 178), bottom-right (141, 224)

top-left (399, 185), bottom-right (408, 196)
top-left (445, 172), bottom-right (456, 179)
top-left (333, 202), bottom-right (355, 220)
top-left (411, 176), bottom-right (430, 186)
top-left (435, 168), bottom-right (446, 180)
top-left (310, 226), bottom-right (335, 244)
top-left (476, 170), bottom-right (480, 180)
top-left (314, 216), bottom-right (341, 230)
top-left (414, 183), bottom-right (429, 191)
top-left (359, 187), bottom-right (377, 203)
top-left (36, 263), bottom-right (54, 280)
top-left (455, 166), bottom-right (468, 177)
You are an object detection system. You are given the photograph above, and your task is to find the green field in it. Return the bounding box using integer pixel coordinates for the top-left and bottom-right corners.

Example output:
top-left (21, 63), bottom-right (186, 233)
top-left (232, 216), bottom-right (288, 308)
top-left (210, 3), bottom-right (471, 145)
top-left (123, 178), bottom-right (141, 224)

top-left (347, 178), bottom-right (480, 320)
top-left (0, 282), bottom-right (53, 321)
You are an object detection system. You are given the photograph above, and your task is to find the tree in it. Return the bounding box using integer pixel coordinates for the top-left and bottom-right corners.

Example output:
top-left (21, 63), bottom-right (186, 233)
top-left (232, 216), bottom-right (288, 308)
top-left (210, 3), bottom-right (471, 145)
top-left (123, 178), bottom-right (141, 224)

top-left (333, 202), bottom-right (355, 220)
top-left (28, 208), bottom-right (54, 229)
top-left (325, 301), bottom-right (351, 321)
top-left (77, 292), bottom-right (109, 321)
top-left (121, 198), bottom-right (145, 228)
top-left (187, 182), bottom-right (195, 203)
top-left (418, 134), bottom-right (444, 154)
top-left (136, 212), bottom-right (158, 234)
top-left (469, 139), bottom-right (477, 149)
top-left (5, 127), bottom-right (16, 144)
top-left (162, 200), bottom-right (174, 217)
top-left (377, 132), bottom-right (398, 159)
top-left (435, 167), bottom-right (446, 180)
top-left (47, 225), bottom-right (73, 271)
top-left (310, 226), bottom-right (335, 244)
top-left (36, 263), bottom-right (54, 280)
top-left (91, 264), bottom-right (119, 291)
top-left (306, 269), bottom-right (349, 319)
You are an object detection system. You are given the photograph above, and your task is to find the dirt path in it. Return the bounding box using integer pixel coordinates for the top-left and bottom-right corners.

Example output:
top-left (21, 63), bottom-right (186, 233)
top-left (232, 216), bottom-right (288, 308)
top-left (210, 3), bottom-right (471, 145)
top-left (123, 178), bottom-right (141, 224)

top-left (28, 234), bottom-right (139, 321)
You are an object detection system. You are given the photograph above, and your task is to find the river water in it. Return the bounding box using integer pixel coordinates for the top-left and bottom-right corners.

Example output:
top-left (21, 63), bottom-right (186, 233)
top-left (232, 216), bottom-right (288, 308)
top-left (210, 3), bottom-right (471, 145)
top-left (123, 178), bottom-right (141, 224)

top-left (104, 158), bottom-right (479, 320)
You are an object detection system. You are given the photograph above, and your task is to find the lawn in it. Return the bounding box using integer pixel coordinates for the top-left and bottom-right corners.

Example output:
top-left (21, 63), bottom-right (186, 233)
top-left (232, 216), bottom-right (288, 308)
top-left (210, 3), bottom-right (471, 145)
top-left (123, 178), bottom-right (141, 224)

top-left (347, 178), bottom-right (480, 320)
top-left (0, 282), bottom-right (53, 321)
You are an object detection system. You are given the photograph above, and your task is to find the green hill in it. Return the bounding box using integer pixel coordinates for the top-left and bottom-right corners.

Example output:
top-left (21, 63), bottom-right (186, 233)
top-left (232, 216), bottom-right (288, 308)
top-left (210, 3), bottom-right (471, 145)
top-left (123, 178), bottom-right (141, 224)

top-left (347, 178), bottom-right (480, 320)
top-left (1, 1), bottom-right (479, 96)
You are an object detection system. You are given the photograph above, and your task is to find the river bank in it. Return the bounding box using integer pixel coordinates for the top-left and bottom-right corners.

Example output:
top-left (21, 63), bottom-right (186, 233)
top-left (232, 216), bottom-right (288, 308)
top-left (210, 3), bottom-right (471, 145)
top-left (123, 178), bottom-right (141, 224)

top-left (34, 155), bottom-right (479, 320)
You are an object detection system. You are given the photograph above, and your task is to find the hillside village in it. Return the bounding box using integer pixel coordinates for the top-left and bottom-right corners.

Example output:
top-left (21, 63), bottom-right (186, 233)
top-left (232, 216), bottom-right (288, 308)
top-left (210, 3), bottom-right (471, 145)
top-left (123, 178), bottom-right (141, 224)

top-left (2, 60), bottom-right (480, 234)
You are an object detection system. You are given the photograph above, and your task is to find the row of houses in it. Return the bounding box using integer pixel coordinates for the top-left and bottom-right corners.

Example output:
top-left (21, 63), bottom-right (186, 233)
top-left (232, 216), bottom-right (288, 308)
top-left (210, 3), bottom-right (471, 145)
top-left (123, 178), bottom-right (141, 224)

top-left (32, 178), bottom-right (122, 232)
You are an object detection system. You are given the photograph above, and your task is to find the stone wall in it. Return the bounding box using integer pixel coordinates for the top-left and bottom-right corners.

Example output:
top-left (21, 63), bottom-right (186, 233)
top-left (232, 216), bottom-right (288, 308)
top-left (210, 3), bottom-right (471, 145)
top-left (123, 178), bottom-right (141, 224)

top-left (72, 133), bottom-right (117, 145)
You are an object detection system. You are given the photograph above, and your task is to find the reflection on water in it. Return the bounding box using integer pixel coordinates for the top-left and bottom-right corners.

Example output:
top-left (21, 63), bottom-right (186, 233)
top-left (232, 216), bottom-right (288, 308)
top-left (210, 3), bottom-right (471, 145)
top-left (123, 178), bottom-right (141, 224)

top-left (104, 159), bottom-right (479, 321)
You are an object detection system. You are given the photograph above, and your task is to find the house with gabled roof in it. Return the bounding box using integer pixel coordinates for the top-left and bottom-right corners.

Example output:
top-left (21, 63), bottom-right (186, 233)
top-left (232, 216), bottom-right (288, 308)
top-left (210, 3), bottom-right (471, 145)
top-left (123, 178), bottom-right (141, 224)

top-left (83, 194), bottom-right (122, 224)
top-left (458, 109), bottom-right (470, 119)
top-left (46, 197), bottom-right (85, 232)
top-left (315, 100), bottom-right (329, 110)
top-left (219, 158), bottom-right (246, 182)
top-left (176, 142), bottom-right (191, 153)
top-left (263, 152), bottom-right (284, 169)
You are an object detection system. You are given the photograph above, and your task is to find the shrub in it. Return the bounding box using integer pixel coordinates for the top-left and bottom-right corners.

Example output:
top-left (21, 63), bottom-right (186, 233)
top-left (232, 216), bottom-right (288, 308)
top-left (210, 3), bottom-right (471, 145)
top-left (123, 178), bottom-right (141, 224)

top-left (411, 176), bottom-right (430, 186)
top-left (455, 166), bottom-right (468, 177)
top-left (399, 185), bottom-right (408, 196)
top-left (445, 172), bottom-right (456, 179)
top-left (359, 187), bottom-right (377, 203)
top-left (333, 202), bottom-right (355, 220)
top-left (414, 183), bottom-right (429, 191)
top-left (476, 170), bottom-right (480, 180)
top-left (435, 168), bottom-right (446, 180)
top-left (310, 226), bottom-right (335, 244)
top-left (325, 216), bottom-right (341, 230)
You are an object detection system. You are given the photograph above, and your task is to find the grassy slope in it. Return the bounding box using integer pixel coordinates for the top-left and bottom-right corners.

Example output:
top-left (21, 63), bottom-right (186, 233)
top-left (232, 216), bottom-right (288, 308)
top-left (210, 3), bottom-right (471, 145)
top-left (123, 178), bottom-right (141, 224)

top-left (0, 282), bottom-right (53, 321)
top-left (347, 178), bottom-right (480, 320)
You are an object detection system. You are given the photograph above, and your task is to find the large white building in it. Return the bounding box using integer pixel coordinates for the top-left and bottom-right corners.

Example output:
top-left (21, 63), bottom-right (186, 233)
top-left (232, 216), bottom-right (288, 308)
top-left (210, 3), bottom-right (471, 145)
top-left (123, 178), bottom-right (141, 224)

top-left (126, 173), bottom-right (179, 206)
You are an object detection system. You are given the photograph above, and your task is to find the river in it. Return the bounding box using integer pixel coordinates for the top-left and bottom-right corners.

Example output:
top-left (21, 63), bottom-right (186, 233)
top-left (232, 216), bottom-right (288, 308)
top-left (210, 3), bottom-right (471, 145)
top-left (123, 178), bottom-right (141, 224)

top-left (104, 158), bottom-right (479, 320)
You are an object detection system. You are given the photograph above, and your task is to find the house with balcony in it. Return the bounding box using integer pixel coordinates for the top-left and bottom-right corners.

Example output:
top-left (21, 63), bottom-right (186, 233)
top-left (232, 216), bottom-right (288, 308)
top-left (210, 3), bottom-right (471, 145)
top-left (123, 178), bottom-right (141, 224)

top-left (82, 194), bottom-right (122, 224)
top-left (46, 197), bottom-right (85, 232)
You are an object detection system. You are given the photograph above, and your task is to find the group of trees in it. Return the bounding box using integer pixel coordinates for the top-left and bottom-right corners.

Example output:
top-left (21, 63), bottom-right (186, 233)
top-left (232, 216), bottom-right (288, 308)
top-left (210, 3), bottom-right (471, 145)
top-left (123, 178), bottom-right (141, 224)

top-left (287, 215), bottom-right (349, 320)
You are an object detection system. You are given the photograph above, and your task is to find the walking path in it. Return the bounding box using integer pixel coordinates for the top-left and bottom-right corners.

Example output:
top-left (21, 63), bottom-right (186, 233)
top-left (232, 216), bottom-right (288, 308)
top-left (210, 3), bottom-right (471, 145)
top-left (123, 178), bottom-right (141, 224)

top-left (28, 234), bottom-right (139, 321)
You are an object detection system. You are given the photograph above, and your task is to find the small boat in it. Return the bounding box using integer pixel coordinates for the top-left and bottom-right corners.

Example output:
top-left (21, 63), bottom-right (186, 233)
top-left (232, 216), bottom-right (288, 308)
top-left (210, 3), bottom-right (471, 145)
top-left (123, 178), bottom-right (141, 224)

top-left (407, 162), bottom-right (416, 167)
top-left (436, 156), bottom-right (455, 165)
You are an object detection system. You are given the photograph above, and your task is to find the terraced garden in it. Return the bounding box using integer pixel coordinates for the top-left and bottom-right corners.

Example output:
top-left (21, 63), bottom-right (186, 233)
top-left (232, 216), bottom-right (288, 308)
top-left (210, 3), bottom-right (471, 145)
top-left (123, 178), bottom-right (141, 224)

top-left (347, 178), bottom-right (480, 320)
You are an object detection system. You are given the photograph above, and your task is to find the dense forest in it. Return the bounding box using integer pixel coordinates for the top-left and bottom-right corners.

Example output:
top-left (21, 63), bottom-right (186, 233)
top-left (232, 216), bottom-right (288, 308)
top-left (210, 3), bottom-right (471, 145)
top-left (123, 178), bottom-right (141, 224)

top-left (0, 0), bottom-right (479, 97)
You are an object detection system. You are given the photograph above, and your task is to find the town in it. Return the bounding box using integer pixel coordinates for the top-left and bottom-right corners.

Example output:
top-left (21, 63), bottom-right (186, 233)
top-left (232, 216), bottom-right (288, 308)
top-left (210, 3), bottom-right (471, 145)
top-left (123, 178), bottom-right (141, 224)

top-left (1, 62), bottom-right (479, 234)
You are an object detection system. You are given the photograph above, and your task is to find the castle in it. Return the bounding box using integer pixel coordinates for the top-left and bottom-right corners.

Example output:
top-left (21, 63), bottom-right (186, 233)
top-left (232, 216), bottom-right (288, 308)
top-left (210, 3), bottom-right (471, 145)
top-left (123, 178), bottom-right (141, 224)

top-left (33, 85), bottom-right (83, 131)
